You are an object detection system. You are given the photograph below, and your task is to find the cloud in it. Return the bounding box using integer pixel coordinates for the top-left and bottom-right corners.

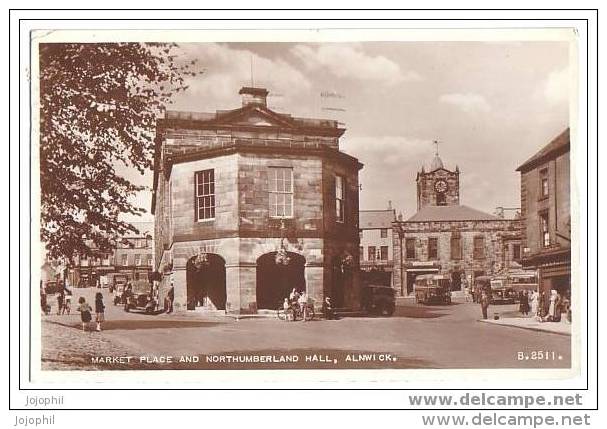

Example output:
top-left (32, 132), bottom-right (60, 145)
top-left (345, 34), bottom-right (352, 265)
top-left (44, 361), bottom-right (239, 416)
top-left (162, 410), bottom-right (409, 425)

top-left (173, 43), bottom-right (313, 113)
top-left (439, 93), bottom-right (491, 113)
top-left (291, 44), bottom-right (421, 85)
top-left (543, 67), bottom-right (569, 105)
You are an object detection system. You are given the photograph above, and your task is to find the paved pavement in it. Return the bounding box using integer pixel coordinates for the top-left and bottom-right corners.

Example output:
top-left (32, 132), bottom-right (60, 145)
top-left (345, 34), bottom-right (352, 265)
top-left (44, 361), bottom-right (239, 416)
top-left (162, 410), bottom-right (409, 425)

top-left (41, 287), bottom-right (571, 370)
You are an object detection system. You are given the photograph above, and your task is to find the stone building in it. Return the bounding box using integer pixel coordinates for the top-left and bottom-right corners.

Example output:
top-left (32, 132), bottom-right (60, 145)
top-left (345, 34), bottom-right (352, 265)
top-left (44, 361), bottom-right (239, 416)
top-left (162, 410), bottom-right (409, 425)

top-left (516, 128), bottom-right (570, 299)
top-left (152, 87), bottom-right (362, 314)
top-left (393, 153), bottom-right (523, 296)
top-left (68, 221), bottom-right (154, 287)
top-left (359, 207), bottom-right (397, 286)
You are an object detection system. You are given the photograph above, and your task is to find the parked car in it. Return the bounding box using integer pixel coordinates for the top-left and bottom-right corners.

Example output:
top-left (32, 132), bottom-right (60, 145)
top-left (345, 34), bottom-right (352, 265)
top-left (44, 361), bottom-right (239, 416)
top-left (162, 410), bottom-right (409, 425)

top-left (44, 281), bottom-right (63, 295)
top-left (124, 280), bottom-right (157, 314)
top-left (414, 274), bottom-right (452, 305)
top-left (107, 273), bottom-right (129, 293)
top-left (361, 284), bottom-right (396, 316)
top-left (113, 284), bottom-right (126, 305)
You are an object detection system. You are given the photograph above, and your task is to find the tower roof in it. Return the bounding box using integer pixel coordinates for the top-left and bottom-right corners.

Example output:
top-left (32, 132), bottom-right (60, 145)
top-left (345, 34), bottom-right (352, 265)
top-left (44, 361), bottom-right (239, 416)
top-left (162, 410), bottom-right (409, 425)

top-left (430, 154), bottom-right (444, 171)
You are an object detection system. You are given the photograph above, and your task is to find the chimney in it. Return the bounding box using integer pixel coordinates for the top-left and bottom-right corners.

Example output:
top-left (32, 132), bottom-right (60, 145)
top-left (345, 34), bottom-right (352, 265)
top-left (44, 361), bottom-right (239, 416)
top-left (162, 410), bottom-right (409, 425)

top-left (239, 87), bottom-right (269, 107)
top-left (387, 200), bottom-right (392, 210)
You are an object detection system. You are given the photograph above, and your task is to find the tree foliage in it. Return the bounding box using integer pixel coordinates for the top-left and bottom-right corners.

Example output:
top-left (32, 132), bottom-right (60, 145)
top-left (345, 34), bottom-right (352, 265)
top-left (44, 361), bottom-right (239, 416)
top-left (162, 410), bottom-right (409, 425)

top-left (39, 43), bottom-right (198, 260)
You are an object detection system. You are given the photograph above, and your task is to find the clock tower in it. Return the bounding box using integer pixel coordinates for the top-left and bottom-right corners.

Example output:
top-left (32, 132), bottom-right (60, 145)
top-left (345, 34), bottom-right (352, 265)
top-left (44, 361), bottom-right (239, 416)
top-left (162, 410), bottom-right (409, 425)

top-left (416, 150), bottom-right (460, 210)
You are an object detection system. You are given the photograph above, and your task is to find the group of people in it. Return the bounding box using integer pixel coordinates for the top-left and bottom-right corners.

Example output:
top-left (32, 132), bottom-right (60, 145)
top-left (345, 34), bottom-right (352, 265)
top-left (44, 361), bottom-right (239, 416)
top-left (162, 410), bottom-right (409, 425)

top-left (478, 287), bottom-right (571, 323)
top-left (281, 288), bottom-right (336, 321)
top-left (282, 288), bottom-right (311, 321)
top-left (520, 289), bottom-right (570, 323)
top-left (76, 293), bottom-right (106, 332)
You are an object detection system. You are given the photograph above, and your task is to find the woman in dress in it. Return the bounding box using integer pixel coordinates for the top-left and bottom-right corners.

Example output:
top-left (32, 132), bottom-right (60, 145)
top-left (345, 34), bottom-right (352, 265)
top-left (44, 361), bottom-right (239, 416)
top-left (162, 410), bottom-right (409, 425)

top-left (529, 290), bottom-right (539, 316)
top-left (547, 290), bottom-right (558, 322)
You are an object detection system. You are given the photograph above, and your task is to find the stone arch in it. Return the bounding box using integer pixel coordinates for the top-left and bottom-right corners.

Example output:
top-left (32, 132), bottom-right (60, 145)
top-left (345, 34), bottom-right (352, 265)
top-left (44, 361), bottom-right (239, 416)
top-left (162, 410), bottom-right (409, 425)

top-left (185, 253), bottom-right (226, 311)
top-left (256, 251), bottom-right (306, 310)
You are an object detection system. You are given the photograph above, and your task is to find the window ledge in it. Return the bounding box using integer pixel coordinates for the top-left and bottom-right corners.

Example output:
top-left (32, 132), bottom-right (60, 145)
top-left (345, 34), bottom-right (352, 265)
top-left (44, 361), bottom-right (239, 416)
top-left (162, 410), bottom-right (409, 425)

top-left (196, 218), bottom-right (216, 223)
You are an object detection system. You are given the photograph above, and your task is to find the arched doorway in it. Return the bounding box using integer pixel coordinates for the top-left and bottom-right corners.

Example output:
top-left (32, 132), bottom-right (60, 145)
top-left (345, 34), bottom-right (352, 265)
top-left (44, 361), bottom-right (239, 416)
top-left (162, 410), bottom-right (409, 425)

top-left (186, 253), bottom-right (226, 310)
top-left (256, 252), bottom-right (305, 310)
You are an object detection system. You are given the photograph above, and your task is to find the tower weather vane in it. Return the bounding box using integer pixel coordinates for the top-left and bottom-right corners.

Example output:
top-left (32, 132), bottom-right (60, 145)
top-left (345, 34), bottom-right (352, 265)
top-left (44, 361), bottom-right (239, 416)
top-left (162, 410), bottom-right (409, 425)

top-left (433, 139), bottom-right (440, 157)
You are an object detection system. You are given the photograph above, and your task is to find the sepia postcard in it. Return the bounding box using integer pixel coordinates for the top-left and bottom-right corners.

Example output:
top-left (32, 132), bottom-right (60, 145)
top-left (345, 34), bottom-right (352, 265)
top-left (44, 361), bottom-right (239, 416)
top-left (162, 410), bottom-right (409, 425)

top-left (29, 27), bottom-right (582, 384)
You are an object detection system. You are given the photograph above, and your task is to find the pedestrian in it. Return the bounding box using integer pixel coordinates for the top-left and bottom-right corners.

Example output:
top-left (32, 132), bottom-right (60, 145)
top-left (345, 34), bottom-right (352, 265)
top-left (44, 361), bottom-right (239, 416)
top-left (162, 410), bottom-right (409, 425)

top-left (77, 297), bottom-right (93, 331)
top-left (529, 290), bottom-right (539, 316)
top-left (62, 289), bottom-right (72, 315)
top-left (167, 281), bottom-right (175, 314)
top-left (538, 291), bottom-right (547, 321)
top-left (550, 290), bottom-right (562, 322)
top-left (519, 290), bottom-right (530, 316)
top-left (298, 290), bottom-right (308, 321)
top-left (282, 298), bottom-right (293, 322)
top-left (56, 290), bottom-right (65, 315)
top-left (322, 296), bottom-right (335, 320)
top-left (289, 288), bottom-right (300, 304)
top-left (480, 291), bottom-right (490, 320)
top-left (95, 292), bottom-right (105, 331)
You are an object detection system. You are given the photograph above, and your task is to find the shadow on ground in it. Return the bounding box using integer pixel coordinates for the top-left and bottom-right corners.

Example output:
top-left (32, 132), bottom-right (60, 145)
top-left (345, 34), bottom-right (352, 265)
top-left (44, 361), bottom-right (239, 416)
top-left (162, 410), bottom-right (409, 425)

top-left (47, 319), bottom-right (224, 331)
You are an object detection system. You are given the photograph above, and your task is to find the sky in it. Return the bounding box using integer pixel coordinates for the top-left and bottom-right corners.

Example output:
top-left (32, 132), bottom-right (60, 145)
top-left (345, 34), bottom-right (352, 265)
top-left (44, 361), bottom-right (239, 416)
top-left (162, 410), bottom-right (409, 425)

top-left (124, 41), bottom-right (570, 222)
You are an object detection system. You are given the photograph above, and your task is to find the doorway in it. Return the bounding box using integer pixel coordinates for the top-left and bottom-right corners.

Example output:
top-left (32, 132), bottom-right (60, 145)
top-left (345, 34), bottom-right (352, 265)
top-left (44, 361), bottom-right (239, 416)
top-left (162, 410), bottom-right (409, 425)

top-left (186, 254), bottom-right (226, 310)
top-left (256, 252), bottom-right (306, 310)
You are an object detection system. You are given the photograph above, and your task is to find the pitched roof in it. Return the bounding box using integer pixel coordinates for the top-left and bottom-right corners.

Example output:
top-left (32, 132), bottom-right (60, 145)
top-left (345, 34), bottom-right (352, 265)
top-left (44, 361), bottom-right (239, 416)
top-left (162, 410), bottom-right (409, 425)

top-left (406, 205), bottom-right (500, 222)
top-left (124, 221), bottom-right (154, 238)
top-left (359, 209), bottom-right (396, 229)
top-left (516, 128), bottom-right (570, 172)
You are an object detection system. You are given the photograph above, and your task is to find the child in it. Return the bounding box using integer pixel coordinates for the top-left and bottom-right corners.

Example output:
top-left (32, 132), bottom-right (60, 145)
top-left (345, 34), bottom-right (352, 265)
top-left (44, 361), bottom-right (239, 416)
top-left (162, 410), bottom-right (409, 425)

top-left (95, 292), bottom-right (105, 331)
top-left (77, 297), bottom-right (93, 332)
top-left (62, 290), bottom-right (72, 315)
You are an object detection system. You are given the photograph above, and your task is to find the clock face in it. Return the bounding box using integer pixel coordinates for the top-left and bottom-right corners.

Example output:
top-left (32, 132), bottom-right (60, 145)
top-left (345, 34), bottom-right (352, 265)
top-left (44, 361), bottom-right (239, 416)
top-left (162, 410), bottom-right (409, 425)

top-left (434, 179), bottom-right (448, 193)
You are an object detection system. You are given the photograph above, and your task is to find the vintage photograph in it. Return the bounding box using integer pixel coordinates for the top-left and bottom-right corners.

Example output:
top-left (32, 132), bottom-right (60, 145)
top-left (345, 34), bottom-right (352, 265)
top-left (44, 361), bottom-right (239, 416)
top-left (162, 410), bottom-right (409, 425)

top-left (35, 32), bottom-right (575, 372)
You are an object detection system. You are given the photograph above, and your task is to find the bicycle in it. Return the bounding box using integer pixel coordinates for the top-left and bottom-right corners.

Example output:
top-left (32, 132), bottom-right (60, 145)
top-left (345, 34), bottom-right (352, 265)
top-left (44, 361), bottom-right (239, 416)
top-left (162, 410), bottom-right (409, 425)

top-left (277, 302), bottom-right (315, 321)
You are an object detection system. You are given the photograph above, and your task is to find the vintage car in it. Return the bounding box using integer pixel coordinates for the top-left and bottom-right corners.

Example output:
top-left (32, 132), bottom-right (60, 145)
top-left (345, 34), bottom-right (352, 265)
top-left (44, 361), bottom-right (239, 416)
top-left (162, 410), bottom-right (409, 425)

top-left (124, 280), bottom-right (157, 313)
top-left (361, 284), bottom-right (396, 316)
top-left (473, 275), bottom-right (493, 302)
top-left (107, 273), bottom-right (129, 293)
top-left (414, 274), bottom-right (452, 305)
top-left (490, 270), bottom-right (537, 305)
top-left (43, 281), bottom-right (63, 295)
top-left (489, 281), bottom-right (517, 305)
top-left (113, 284), bottom-right (126, 305)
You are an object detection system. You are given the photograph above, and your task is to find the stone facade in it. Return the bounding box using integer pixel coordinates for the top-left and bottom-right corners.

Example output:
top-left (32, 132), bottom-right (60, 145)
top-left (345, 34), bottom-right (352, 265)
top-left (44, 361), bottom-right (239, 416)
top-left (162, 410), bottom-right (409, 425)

top-left (393, 154), bottom-right (522, 296)
top-left (416, 155), bottom-right (460, 209)
top-left (152, 87), bottom-right (362, 314)
top-left (359, 208), bottom-right (397, 286)
top-left (393, 218), bottom-right (523, 295)
top-left (517, 128), bottom-right (571, 299)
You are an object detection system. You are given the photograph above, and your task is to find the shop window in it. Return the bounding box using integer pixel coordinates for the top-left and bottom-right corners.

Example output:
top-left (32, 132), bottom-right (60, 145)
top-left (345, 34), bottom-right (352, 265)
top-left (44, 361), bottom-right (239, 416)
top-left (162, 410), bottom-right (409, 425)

top-left (380, 228), bottom-right (388, 238)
